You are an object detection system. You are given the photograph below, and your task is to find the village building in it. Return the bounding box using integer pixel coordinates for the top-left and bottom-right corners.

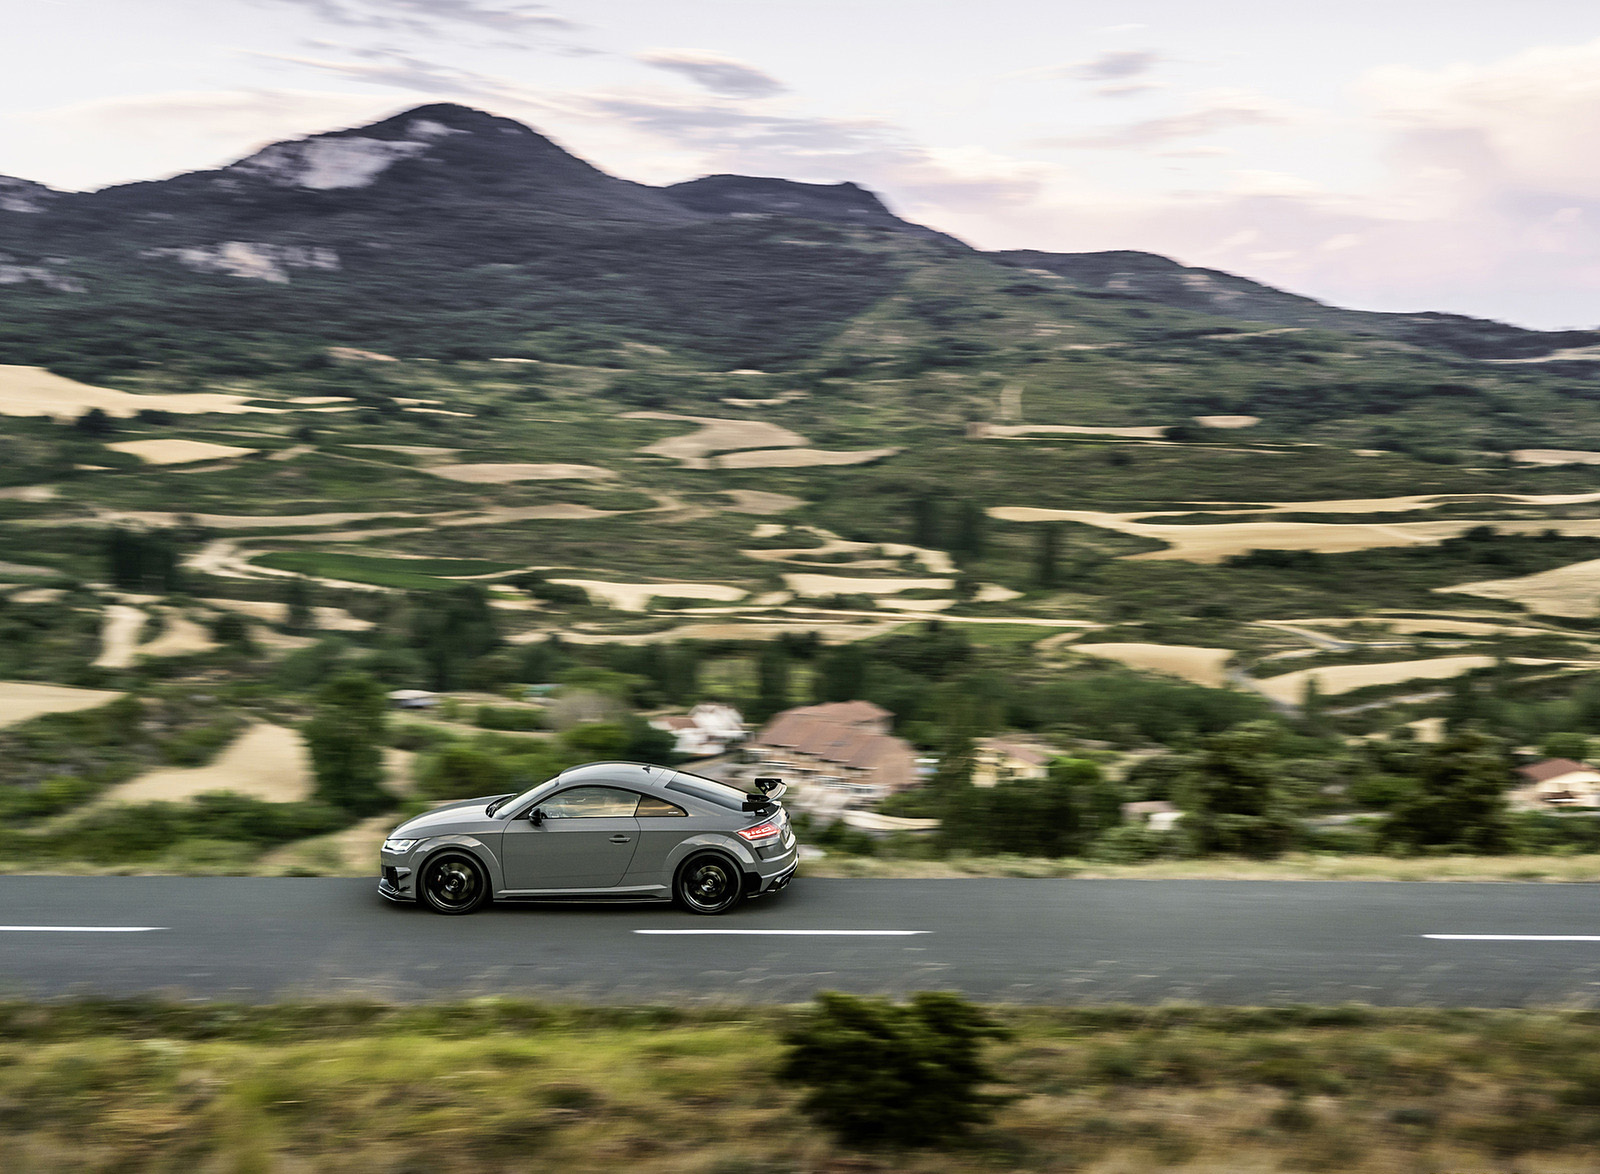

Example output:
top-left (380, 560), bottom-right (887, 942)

top-left (1122, 800), bottom-right (1183, 832)
top-left (649, 702), bottom-right (746, 758)
top-left (746, 700), bottom-right (917, 809)
top-left (1509, 758), bottom-right (1600, 809)
top-left (972, 736), bottom-right (1054, 788)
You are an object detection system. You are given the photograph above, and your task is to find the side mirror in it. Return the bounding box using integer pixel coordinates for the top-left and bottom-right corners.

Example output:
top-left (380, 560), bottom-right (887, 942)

top-left (527, 807), bottom-right (544, 827)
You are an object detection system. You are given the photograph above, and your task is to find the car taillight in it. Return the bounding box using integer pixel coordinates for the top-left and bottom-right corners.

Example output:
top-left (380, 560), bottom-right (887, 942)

top-left (737, 822), bottom-right (781, 844)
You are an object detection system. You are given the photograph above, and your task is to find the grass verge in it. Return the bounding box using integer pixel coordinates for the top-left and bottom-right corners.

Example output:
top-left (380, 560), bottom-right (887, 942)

top-left (801, 851), bottom-right (1600, 882)
top-left (2, 999), bottom-right (1598, 1172)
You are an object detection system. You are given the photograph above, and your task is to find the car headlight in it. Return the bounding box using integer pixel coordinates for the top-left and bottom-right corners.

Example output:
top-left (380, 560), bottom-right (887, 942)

top-left (383, 838), bottom-right (419, 854)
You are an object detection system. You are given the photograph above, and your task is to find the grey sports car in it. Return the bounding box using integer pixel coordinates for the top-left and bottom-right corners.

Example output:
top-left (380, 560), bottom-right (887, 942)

top-left (378, 761), bottom-right (797, 914)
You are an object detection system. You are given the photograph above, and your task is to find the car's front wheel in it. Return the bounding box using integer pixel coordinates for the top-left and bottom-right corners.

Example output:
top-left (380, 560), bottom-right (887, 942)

top-left (419, 851), bottom-right (489, 915)
top-left (674, 852), bottom-right (745, 915)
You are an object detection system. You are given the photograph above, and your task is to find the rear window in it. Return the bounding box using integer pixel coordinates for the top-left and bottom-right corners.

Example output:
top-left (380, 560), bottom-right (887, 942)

top-left (666, 773), bottom-right (751, 810)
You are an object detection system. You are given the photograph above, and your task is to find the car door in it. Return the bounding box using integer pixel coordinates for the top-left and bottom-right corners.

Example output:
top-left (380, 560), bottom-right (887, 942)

top-left (620, 791), bottom-right (692, 888)
top-left (500, 785), bottom-right (640, 891)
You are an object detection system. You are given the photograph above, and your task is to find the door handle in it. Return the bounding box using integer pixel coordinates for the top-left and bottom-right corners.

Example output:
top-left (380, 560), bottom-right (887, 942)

top-left (609, 834), bottom-right (632, 843)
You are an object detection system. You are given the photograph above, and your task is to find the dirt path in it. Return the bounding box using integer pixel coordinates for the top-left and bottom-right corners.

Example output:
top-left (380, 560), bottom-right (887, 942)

top-left (92, 604), bottom-right (146, 669)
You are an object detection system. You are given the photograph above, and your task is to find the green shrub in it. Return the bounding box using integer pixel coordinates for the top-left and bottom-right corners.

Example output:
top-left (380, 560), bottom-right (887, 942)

top-left (779, 991), bottom-right (1010, 1148)
top-left (475, 705), bottom-right (545, 732)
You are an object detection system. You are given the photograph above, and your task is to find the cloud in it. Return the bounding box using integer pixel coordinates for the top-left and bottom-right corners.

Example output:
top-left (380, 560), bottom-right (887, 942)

top-left (253, 0), bottom-right (577, 34)
top-left (1067, 49), bottom-right (1161, 82)
top-left (1045, 89), bottom-right (1287, 149)
top-left (10, 89), bottom-right (404, 187)
top-left (259, 46), bottom-right (489, 94)
top-left (637, 51), bottom-right (785, 99)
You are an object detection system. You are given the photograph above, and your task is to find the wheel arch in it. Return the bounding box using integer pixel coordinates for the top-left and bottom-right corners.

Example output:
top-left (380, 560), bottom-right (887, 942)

top-left (415, 836), bottom-right (503, 902)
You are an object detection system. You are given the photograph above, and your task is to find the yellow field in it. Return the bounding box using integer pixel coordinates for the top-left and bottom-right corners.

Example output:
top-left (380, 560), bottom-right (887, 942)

top-left (1072, 642), bottom-right (1234, 687)
top-left (107, 438), bottom-right (258, 465)
top-left (546, 579), bottom-right (748, 610)
top-left (0, 364), bottom-right (269, 419)
top-left (713, 445), bottom-right (900, 468)
top-left (1443, 557), bottom-right (1600, 617)
top-left (0, 680), bottom-right (124, 728)
top-left (427, 462), bottom-right (615, 483)
top-left (1253, 655), bottom-right (1515, 705)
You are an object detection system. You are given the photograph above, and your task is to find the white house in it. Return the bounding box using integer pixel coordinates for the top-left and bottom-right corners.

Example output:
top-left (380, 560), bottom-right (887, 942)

top-left (1510, 758), bottom-right (1600, 809)
top-left (651, 702), bottom-right (747, 758)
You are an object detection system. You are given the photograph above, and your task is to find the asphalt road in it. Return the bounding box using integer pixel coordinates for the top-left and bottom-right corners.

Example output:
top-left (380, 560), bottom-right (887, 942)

top-left (3, 876), bottom-right (1600, 1005)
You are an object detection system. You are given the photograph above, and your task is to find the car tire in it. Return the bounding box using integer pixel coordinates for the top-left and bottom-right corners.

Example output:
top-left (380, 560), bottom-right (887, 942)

top-left (674, 851), bottom-right (745, 915)
top-left (419, 850), bottom-right (490, 915)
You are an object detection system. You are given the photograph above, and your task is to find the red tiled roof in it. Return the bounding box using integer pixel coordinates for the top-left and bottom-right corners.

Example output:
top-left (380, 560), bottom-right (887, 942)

top-left (1516, 758), bottom-right (1594, 783)
top-left (751, 703), bottom-right (915, 790)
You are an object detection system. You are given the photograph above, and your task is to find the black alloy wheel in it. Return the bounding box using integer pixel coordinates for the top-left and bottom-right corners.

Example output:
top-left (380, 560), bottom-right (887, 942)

top-left (675, 852), bottom-right (745, 915)
top-left (420, 851), bottom-right (489, 915)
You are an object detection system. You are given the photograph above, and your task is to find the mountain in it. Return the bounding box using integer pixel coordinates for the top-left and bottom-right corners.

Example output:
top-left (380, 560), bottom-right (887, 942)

top-left (995, 249), bottom-right (1600, 360)
top-left (663, 175), bottom-right (959, 243)
top-left (0, 102), bottom-right (1594, 377)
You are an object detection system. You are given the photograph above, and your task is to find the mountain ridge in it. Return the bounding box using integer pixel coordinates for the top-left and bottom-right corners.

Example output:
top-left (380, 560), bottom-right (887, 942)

top-left (0, 102), bottom-right (1594, 370)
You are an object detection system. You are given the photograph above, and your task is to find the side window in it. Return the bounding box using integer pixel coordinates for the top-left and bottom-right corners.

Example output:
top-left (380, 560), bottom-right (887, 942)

top-left (540, 786), bottom-right (638, 819)
top-left (635, 794), bottom-right (687, 818)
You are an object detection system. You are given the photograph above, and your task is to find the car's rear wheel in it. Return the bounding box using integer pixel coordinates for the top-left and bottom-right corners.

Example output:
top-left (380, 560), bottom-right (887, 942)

top-left (419, 851), bottom-right (489, 915)
top-left (674, 852), bottom-right (745, 915)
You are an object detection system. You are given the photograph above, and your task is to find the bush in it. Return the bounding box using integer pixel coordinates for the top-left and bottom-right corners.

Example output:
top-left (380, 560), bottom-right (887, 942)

top-left (779, 991), bottom-right (1010, 1148)
top-left (475, 705), bottom-right (545, 732)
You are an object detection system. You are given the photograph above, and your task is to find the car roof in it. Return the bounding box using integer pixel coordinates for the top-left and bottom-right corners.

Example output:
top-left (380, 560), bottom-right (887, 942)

top-left (552, 761), bottom-right (678, 793)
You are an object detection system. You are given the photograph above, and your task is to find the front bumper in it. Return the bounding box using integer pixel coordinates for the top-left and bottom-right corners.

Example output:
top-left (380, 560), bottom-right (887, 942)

top-left (378, 865), bottom-right (413, 903)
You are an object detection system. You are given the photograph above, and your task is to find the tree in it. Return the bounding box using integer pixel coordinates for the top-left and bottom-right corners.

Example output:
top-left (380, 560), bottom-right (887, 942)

top-left (410, 584), bottom-right (498, 691)
top-left (303, 672), bottom-right (390, 814)
top-left (950, 500), bottom-right (986, 560)
top-left (73, 407), bottom-right (115, 436)
top-left (1542, 732), bottom-right (1592, 762)
top-left (814, 644), bottom-right (867, 703)
top-left (1382, 726), bottom-right (1514, 853)
top-left (1176, 723), bottom-right (1299, 857)
top-left (780, 992), bottom-right (1011, 1148)
top-left (753, 642), bottom-right (790, 721)
top-left (910, 495), bottom-right (941, 548)
top-left (284, 576), bottom-right (315, 635)
top-left (1034, 523), bottom-right (1060, 589)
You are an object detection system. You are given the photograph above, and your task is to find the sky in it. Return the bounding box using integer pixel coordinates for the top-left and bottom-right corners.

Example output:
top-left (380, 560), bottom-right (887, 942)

top-left (7, 0), bottom-right (1600, 329)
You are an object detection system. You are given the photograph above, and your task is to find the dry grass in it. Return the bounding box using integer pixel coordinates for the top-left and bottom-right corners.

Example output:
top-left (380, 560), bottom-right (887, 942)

top-left (716, 446), bottom-right (901, 469)
top-left (1251, 654), bottom-right (1552, 706)
top-left (0, 365), bottom-right (270, 419)
top-left (427, 463), bottom-right (616, 483)
top-left (106, 438), bottom-right (258, 465)
top-left (90, 722), bottom-right (314, 807)
top-left (2, 1000), bottom-right (1598, 1174)
top-left (0, 680), bottom-right (125, 729)
top-left (784, 572), bottom-right (953, 597)
top-left (802, 851), bottom-right (1600, 882)
top-left (1444, 557), bottom-right (1600, 618)
top-left (1071, 643), bottom-right (1233, 688)
top-left (546, 579), bottom-right (749, 611)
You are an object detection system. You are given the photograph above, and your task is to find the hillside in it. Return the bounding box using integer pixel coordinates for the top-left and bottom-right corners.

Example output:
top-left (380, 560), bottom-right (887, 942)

top-left (5, 104), bottom-right (1600, 877)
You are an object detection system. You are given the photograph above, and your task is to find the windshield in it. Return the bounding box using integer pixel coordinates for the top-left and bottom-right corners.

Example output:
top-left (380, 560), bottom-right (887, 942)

top-left (666, 772), bottom-right (755, 810)
top-left (490, 778), bottom-right (561, 817)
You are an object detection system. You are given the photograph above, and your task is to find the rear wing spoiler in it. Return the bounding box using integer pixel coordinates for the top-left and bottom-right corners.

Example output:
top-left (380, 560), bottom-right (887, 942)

top-left (743, 776), bottom-right (787, 810)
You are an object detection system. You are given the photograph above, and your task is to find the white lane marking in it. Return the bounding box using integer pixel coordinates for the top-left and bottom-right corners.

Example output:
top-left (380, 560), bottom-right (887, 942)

top-left (635, 929), bottom-right (929, 937)
top-left (1424, 934), bottom-right (1600, 942)
top-left (0, 926), bottom-right (167, 933)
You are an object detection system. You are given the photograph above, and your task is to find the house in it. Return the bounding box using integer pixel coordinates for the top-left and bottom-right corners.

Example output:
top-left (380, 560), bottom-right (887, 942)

top-left (387, 689), bottom-right (438, 710)
top-left (972, 737), bottom-right (1054, 788)
top-left (746, 701), bottom-right (916, 808)
top-left (649, 702), bottom-right (746, 758)
top-left (1509, 758), bottom-right (1600, 809)
top-left (1122, 800), bottom-right (1182, 832)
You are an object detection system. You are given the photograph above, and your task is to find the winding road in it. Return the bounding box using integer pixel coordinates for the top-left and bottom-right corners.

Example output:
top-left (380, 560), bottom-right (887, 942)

top-left (2, 877), bottom-right (1599, 1005)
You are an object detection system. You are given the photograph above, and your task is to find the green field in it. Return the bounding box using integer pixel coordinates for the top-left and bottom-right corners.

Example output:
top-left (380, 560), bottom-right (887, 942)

top-left (252, 552), bottom-right (525, 591)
